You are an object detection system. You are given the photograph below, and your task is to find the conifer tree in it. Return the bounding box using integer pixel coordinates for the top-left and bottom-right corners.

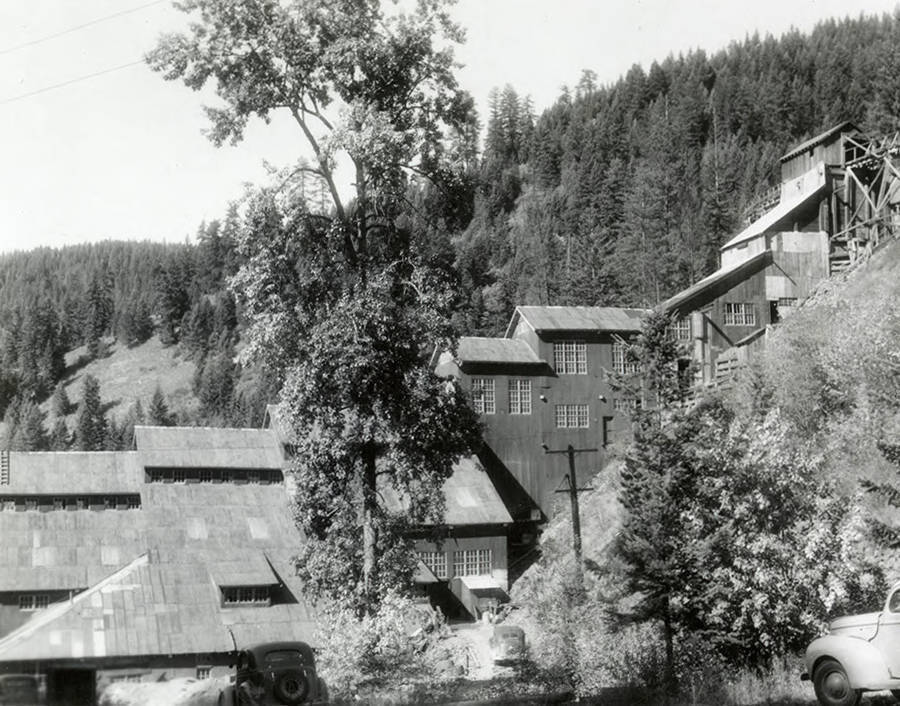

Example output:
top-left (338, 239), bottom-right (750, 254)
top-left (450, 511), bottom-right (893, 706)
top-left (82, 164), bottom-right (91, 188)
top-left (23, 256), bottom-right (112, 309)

top-left (147, 385), bottom-right (173, 426)
top-left (74, 374), bottom-right (107, 451)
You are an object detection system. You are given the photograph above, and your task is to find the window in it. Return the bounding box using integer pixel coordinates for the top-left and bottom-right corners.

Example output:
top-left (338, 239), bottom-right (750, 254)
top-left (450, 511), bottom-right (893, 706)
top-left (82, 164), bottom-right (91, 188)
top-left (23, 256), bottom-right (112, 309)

top-left (52, 497), bottom-right (64, 510)
top-left (196, 667), bottom-right (211, 680)
top-left (508, 379), bottom-right (532, 415)
top-left (724, 303), bottom-right (756, 326)
top-left (417, 551), bottom-right (448, 580)
top-left (453, 549), bottom-right (492, 577)
top-left (614, 397), bottom-right (638, 414)
top-left (172, 469), bottom-right (187, 484)
top-left (222, 586), bottom-right (270, 606)
top-left (247, 471), bottom-right (260, 485)
top-left (553, 341), bottom-right (587, 374)
top-left (555, 404), bottom-right (589, 428)
top-left (611, 341), bottom-right (638, 375)
top-left (18, 594), bottom-right (49, 611)
top-left (199, 469), bottom-right (214, 483)
top-left (471, 378), bottom-right (495, 415)
top-left (24, 498), bottom-right (37, 511)
top-left (670, 318), bottom-right (691, 341)
top-left (110, 675), bottom-right (143, 684)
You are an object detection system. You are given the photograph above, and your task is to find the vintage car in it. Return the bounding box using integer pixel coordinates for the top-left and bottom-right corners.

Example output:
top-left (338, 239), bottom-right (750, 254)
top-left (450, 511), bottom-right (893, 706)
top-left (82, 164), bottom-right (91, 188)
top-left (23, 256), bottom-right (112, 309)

top-left (803, 582), bottom-right (900, 706)
top-left (0, 674), bottom-right (43, 705)
top-left (217, 641), bottom-right (328, 706)
top-left (489, 624), bottom-right (527, 665)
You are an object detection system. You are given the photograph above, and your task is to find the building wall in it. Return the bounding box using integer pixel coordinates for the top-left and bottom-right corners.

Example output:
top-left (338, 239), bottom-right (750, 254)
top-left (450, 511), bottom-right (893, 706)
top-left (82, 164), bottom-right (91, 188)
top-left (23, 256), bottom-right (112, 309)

top-left (0, 590), bottom-right (76, 638)
top-left (460, 333), bottom-right (632, 518)
top-left (414, 533), bottom-right (508, 590)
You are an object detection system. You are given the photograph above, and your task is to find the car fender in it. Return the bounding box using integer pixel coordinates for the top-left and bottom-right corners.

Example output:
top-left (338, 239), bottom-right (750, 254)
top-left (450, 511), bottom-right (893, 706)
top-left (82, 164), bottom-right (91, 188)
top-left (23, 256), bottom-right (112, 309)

top-left (806, 634), bottom-right (895, 690)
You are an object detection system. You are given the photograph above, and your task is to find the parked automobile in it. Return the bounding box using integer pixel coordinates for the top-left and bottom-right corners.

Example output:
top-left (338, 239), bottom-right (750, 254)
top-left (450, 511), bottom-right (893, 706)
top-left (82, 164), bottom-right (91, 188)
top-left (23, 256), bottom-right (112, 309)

top-left (803, 581), bottom-right (900, 706)
top-left (217, 642), bottom-right (328, 706)
top-left (489, 624), bottom-right (527, 665)
top-left (0, 674), bottom-right (43, 705)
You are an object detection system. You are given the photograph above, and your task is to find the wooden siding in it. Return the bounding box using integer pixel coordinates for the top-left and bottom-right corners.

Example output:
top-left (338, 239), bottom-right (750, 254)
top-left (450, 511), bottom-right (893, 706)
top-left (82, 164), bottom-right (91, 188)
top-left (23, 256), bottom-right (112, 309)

top-left (461, 333), bottom-right (627, 518)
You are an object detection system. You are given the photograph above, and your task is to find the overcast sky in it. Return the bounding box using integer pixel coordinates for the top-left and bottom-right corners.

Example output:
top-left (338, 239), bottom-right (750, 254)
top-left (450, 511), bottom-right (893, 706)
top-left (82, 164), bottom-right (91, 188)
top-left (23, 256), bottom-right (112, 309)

top-left (0, 0), bottom-right (897, 254)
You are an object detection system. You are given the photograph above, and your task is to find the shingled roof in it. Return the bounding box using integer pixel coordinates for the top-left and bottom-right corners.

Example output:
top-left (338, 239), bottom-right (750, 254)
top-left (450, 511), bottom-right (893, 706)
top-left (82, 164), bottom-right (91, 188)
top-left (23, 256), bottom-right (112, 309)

top-left (1, 451), bottom-right (142, 494)
top-left (134, 425), bottom-right (285, 469)
top-left (381, 456), bottom-right (511, 527)
top-left (455, 337), bottom-right (545, 365)
top-left (505, 306), bottom-right (648, 337)
top-left (0, 443), bottom-right (317, 664)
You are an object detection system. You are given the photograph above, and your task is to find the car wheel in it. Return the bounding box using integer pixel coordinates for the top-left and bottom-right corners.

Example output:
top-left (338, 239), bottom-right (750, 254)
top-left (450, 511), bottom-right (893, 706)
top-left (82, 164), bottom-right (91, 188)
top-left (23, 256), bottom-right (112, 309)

top-left (813, 659), bottom-right (861, 706)
top-left (273, 669), bottom-right (309, 705)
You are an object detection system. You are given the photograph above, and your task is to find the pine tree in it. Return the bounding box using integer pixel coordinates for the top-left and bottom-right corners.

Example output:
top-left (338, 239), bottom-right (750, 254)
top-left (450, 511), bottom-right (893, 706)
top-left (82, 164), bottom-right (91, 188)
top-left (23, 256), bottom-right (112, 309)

top-left (51, 382), bottom-right (71, 418)
top-left (147, 385), bottom-right (173, 426)
top-left (74, 374), bottom-right (107, 451)
top-left (10, 400), bottom-right (49, 451)
top-left (49, 418), bottom-right (70, 451)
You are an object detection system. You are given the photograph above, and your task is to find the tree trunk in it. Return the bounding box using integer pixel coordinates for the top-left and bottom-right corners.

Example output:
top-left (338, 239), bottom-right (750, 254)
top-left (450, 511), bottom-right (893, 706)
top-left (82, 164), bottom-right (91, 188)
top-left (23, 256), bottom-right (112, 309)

top-left (663, 596), bottom-right (676, 702)
top-left (361, 442), bottom-right (378, 612)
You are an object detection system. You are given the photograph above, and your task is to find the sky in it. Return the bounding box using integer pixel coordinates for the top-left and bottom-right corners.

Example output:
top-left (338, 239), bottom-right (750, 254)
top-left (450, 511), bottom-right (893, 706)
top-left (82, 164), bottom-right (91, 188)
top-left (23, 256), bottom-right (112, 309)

top-left (0, 0), bottom-right (897, 254)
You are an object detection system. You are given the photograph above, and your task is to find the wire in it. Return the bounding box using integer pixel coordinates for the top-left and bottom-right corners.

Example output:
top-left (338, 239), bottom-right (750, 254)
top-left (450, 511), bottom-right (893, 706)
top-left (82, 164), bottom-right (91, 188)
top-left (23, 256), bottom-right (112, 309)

top-left (0, 60), bottom-right (145, 105)
top-left (0, 0), bottom-right (167, 56)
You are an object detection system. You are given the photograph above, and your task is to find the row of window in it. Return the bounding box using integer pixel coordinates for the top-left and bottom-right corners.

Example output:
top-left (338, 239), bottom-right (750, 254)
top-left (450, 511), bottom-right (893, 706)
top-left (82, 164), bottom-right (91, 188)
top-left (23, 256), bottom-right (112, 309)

top-left (551, 341), bottom-right (638, 376)
top-left (0, 495), bottom-right (141, 512)
top-left (417, 549), bottom-right (493, 580)
top-left (221, 585), bottom-right (271, 606)
top-left (18, 594), bottom-right (50, 611)
top-left (472, 378), bottom-right (532, 415)
top-left (146, 469), bottom-right (283, 484)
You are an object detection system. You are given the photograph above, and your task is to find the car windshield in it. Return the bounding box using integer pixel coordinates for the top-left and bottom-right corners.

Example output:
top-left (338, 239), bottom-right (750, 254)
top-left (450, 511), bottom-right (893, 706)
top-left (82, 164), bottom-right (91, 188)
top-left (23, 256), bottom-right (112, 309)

top-left (264, 649), bottom-right (303, 665)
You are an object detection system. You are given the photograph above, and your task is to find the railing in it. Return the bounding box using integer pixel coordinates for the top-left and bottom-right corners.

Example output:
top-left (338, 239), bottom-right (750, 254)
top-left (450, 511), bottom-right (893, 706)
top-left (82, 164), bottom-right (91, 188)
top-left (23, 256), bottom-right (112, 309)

top-left (742, 185), bottom-right (781, 225)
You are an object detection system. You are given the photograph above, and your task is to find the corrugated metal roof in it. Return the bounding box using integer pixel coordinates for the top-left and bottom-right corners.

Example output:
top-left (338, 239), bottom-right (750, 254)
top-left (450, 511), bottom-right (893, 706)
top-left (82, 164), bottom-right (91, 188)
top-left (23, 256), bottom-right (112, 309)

top-left (721, 175), bottom-right (826, 250)
top-left (506, 306), bottom-right (648, 336)
top-left (0, 453), bottom-right (318, 661)
top-left (455, 337), bottom-right (544, 364)
top-left (134, 426), bottom-right (285, 469)
top-left (779, 120), bottom-right (859, 163)
top-left (663, 250), bottom-right (772, 315)
top-left (3, 452), bottom-right (143, 494)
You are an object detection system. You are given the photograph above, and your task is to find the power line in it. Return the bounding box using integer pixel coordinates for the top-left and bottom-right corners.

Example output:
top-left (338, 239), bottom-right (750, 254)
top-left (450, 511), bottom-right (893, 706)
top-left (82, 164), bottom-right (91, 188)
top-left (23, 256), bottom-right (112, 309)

top-left (0, 60), bottom-right (145, 105)
top-left (0, 0), bottom-right (166, 56)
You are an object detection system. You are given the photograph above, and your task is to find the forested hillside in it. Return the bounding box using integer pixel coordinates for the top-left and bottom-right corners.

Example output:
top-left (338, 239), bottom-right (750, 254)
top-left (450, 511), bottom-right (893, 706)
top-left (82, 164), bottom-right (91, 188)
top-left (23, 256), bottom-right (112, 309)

top-left (2, 11), bottom-right (899, 450)
top-left (456, 10), bottom-right (900, 333)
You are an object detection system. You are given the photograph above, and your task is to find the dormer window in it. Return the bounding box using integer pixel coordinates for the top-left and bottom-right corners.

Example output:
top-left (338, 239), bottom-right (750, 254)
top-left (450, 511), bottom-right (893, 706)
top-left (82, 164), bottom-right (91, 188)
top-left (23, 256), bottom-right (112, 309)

top-left (554, 341), bottom-right (586, 375)
top-left (221, 585), bottom-right (271, 606)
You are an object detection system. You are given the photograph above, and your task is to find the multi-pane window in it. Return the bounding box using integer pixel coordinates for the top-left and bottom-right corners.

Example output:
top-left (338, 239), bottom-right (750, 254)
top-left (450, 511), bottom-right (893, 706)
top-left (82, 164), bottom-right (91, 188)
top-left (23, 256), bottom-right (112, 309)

top-left (196, 668), bottom-right (211, 680)
top-left (417, 551), bottom-right (448, 580)
top-left (613, 397), bottom-right (638, 414)
top-left (199, 469), bottom-right (214, 483)
top-left (611, 341), bottom-right (638, 375)
top-left (453, 549), bottom-right (492, 577)
top-left (508, 379), bottom-right (532, 415)
top-left (18, 594), bottom-right (49, 611)
top-left (247, 471), bottom-right (260, 485)
top-left (471, 378), bottom-right (495, 415)
top-left (555, 404), bottom-right (590, 429)
top-left (724, 303), bottom-right (756, 326)
top-left (553, 341), bottom-right (587, 375)
top-left (670, 318), bottom-right (691, 341)
top-left (221, 586), bottom-right (270, 605)
top-left (172, 469), bottom-right (187, 484)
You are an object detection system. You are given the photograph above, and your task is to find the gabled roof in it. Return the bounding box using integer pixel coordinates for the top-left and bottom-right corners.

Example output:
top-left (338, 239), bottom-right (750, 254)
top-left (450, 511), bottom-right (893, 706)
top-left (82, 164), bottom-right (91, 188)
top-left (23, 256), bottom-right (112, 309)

top-left (663, 250), bottom-right (773, 316)
top-left (780, 120), bottom-right (859, 163)
top-left (455, 337), bottom-right (544, 365)
top-left (505, 306), bottom-right (648, 337)
top-left (134, 426), bottom-right (285, 469)
top-left (721, 173), bottom-right (826, 250)
top-left (381, 456), bottom-right (512, 527)
top-left (1, 452), bottom-right (142, 494)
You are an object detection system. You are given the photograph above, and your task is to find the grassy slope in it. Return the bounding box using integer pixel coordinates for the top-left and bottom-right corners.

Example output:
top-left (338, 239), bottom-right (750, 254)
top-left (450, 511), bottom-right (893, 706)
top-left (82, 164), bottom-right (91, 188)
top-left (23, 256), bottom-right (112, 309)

top-left (27, 337), bottom-right (200, 440)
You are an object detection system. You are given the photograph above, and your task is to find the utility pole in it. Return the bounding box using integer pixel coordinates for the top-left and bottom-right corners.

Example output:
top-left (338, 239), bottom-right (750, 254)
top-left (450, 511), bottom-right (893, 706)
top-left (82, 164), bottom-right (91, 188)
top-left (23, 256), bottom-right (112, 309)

top-left (544, 444), bottom-right (597, 584)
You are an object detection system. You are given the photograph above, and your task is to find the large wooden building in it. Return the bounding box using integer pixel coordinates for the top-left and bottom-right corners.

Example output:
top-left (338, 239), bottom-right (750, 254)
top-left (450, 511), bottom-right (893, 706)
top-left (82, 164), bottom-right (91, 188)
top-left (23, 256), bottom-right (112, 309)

top-left (435, 306), bottom-right (647, 529)
top-left (0, 427), bottom-right (318, 704)
top-left (664, 121), bottom-right (900, 385)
